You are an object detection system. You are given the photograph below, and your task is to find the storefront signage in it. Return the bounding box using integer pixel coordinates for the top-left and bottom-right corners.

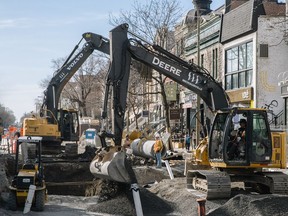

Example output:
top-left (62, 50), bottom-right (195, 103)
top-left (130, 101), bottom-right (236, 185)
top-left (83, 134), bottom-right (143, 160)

top-left (170, 108), bottom-right (180, 120)
top-left (281, 84), bottom-right (288, 97)
top-left (226, 87), bottom-right (253, 103)
top-left (164, 82), bottom-right (177, 101)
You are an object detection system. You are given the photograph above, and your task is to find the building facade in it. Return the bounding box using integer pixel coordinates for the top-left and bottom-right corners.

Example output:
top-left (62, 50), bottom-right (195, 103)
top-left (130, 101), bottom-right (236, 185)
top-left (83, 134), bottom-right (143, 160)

top-left (221, 0), bottom-right (287, 124)
top-left (174, 0), bottom-right (287, 131)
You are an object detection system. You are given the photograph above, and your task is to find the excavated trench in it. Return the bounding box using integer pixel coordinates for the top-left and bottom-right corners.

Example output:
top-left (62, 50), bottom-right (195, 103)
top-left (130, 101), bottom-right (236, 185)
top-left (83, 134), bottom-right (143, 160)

top-left (2, 146), bottom-right (185, 200)
top-left (2, 146), bottom-right (101, 197)
top-left (44, 161), bottom-right (95, 196)
top-left (42, 146), bottom-right (100, 196)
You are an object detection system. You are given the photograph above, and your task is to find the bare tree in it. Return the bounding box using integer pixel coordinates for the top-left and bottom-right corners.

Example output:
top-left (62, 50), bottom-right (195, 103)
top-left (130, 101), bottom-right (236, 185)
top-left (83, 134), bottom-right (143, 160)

top-left (39, 57), bottom-right (67, 89)
top-left (0, 104), bottom-right (16, 127)
top-left (39, 53), bottom-right (108, 120)
top-left (126, 65), bottom-right (147, 130)
top-left (110, 0), bottom-right (183, 149)
top-left (109, 0), bottom-right (182, 43)
top-left (61, 55), bottom-right (109, 118)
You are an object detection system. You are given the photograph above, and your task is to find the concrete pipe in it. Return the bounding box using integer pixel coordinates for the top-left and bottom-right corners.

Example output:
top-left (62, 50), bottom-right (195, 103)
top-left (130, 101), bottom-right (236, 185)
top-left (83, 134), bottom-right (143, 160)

top-left (130, 138), bottom-right (167, 159)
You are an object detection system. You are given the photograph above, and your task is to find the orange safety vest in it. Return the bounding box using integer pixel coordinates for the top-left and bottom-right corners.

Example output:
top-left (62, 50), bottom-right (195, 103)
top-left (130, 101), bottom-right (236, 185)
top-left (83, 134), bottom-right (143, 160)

top-left (153, 140), bottom-right (163, 153)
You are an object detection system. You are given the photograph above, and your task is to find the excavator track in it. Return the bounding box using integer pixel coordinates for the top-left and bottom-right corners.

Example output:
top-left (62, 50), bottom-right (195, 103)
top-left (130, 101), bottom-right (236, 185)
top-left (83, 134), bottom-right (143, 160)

top-left (186, 170), bottom-right (288, 199)
top-left (262, 172), bottom-right (288, 194)
top-left (186, 170), bottom-right (231, 199)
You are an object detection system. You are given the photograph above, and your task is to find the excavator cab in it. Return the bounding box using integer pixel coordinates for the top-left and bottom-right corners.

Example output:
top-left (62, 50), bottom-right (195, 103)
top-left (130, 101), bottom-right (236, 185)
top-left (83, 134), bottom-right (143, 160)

top-left (209, 108), bottom-right (272, 167)
top-left (58, 109), bottom-right (79, 141)
top-left (188, 107), bottom-right (287, 199)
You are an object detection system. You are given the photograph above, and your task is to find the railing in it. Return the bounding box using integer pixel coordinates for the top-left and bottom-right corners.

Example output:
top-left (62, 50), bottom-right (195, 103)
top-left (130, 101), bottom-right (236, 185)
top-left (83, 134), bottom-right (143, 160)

top-left (268, 109), bottom-right (285, 127)
top-left (262, 100), bottom-right (286, 129)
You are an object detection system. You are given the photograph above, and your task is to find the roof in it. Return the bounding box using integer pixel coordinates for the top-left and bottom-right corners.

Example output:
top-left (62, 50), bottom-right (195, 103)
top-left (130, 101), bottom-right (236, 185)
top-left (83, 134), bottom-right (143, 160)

top-left (221, 0), bottom-right (256, 43)
top-left (225, 0), bottom-right (250, 13)
top-left (182, 9), bottom-right (197, 26)
top-left (221, 0), bottom-right (286, 43)
top-left (262, 1), bottom-right (286, 16)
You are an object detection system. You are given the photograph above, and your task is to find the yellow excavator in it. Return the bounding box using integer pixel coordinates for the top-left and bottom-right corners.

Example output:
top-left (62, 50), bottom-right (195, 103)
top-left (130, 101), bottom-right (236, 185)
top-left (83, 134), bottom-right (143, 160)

top-left (187, 108), bottom-right (287, 199)
top-left (88, 23), bottom-right (288, 199)
top-left (22, 33), bottom-right (109, 153)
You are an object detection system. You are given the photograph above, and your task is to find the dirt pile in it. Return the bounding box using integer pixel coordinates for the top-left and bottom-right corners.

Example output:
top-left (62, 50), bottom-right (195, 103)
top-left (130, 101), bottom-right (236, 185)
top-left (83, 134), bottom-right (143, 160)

top-left (208, 194), bottom-right (288, 216)
top-left (88, 187), bottom-right (176, 216)
top-left (87, 177), bottom-right (288, 216)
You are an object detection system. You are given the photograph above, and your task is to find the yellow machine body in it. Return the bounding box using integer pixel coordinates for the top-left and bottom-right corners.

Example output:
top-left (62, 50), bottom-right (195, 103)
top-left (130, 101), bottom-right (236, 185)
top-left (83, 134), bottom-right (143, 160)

top-left (23, 117), bottom-right (61, 138)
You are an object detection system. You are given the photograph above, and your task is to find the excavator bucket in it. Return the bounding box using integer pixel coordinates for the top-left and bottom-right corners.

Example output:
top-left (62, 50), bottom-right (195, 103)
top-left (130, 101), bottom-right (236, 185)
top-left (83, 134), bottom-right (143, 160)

top-left (90, 148), bottom-right (137, 184)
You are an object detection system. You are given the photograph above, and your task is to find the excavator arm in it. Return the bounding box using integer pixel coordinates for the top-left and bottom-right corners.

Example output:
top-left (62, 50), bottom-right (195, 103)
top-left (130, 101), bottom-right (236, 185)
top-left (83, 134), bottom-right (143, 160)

top-left (42, 33), bottom-right (110, 123)
top-left (128, 40), bottom-right (229, 111)
top-left (100, 23), bottom-right (229, 147)
top-left (91, 23), bottom-right (229, 184)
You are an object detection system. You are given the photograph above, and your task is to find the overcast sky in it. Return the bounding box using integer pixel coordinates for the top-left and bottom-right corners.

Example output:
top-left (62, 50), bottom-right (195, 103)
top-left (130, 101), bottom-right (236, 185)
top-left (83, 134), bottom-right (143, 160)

top-left (0, 0), bottom-right (224, 122)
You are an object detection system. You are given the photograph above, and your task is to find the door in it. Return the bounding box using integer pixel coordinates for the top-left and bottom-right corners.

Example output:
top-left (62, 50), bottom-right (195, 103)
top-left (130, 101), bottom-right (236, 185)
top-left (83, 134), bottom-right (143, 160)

top-left (59, 110), bottom-right (79, 141)
top-left (222, 109), bottom-right (249, 166)
top-left (249, 111), bottom-right (272, 163)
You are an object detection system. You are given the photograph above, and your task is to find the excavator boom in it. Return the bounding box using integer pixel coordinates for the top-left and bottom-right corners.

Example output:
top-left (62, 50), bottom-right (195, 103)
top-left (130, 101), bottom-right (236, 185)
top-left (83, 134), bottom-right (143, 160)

top-left (98, 23), bottom-right (229, 147)
top-left (43, 33), bottom-right (109, 123)
top-left (90, 23), bottom-right (229, 183)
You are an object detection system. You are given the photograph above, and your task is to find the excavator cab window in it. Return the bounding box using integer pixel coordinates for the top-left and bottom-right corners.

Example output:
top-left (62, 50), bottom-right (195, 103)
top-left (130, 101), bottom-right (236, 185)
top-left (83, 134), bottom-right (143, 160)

top-left (213, 109), bottom-right (273, 166)
top-left (250, 112), bottom-right (272, 163)
top-left (224, 111), bottom-right (248, 164)
top-left (58, 110), bottom-right (79, 141)
top-left (209, 112), bottom-right (228, 160)
top-left (210, 109), bottom-right (251, 165)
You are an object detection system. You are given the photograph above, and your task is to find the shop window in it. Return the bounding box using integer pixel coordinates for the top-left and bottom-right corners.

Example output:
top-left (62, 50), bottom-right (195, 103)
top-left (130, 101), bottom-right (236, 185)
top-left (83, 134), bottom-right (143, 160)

top-left (225, 41), bottom-right (253, 90)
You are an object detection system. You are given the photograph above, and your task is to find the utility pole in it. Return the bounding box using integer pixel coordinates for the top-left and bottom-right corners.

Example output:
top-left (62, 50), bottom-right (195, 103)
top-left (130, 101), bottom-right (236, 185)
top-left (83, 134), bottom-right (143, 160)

top-left (196, 4), bottom-right (201, 145)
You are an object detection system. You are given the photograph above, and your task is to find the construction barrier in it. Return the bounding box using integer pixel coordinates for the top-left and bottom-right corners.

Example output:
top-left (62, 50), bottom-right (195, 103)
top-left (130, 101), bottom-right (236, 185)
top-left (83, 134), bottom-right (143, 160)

top-left (0, 137), bottom-right (10, 154)
top-left (12, 139), bottom-right (16, 154)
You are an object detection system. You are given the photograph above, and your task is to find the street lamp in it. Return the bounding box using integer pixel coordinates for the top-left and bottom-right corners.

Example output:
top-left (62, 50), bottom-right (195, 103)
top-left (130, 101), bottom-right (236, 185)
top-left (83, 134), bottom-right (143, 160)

top-left (196, 2), bottom-right (202, 145)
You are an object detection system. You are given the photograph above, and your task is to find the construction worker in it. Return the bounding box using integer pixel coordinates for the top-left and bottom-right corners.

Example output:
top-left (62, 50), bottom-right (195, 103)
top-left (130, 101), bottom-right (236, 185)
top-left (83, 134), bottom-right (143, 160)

top-left (153, 133), bottom-right (163, 168)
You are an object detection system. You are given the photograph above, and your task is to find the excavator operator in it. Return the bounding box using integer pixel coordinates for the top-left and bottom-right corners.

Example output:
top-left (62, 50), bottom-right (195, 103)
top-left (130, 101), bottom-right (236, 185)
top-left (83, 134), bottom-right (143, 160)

top-left (227, 118), bottom-right (247, 160)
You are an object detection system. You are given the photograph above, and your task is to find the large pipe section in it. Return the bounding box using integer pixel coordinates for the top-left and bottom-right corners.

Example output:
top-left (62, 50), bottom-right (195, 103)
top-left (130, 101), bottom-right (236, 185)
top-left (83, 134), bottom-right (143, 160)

top-left (90, 149), bottom-right (137, 184)
top-left (90, 138), bottom-right (167, 183)
top-left (130, 138), bottom-right (167, 159)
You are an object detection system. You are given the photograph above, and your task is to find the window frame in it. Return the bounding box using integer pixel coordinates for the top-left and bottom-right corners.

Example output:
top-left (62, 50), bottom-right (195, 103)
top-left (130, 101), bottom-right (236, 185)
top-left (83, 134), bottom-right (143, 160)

top-left (225, 41), bottom-right (253, 90)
